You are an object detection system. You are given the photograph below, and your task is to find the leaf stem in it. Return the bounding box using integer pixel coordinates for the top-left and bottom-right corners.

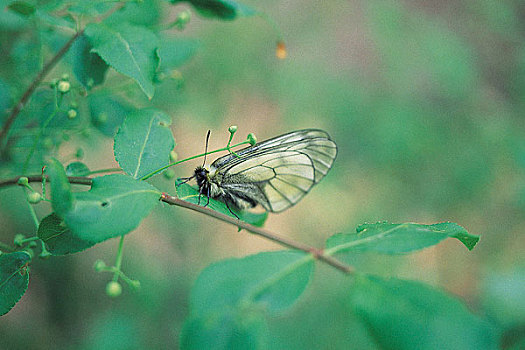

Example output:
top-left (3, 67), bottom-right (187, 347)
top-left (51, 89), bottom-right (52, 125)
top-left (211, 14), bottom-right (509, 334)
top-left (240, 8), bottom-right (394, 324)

top-left (112, 236), bottom-right (125, 282)
top-left (140, 140), bottom-right (250, 180)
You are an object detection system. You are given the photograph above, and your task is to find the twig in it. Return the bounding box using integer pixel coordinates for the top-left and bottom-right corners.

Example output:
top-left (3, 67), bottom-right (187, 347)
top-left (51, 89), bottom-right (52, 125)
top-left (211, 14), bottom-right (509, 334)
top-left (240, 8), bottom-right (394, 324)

top-left (160, 193), bottom-right (354, 274)
top-left (0, 175), bottom-right (93, 188)
top-left (0, 175), bottom-right (353, 274)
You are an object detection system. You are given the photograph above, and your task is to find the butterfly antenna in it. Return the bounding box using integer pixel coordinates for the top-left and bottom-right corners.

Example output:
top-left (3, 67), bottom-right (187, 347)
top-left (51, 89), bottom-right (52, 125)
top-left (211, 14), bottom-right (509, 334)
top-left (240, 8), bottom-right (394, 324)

top-left (202, 130), bottom-right (211, 166)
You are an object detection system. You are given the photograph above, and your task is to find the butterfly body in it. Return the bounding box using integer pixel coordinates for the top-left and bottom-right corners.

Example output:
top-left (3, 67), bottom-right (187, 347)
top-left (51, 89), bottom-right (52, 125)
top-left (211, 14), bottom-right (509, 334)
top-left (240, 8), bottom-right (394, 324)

top-left (192, 129), bottom-right (337, 213)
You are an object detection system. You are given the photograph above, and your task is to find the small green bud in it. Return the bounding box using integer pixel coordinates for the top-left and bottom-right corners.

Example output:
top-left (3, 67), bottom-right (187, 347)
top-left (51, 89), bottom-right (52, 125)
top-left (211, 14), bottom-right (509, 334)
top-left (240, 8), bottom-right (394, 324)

top-left (42, 137), bottom-right (54, 150)
top-left (129, 280), bottom-right (141, 290)
top-left (228, 125), bottom-right (238, 134)
top-left (27, 192), bottom-right (42, 204)
top-left (247, 133), bottom-right (257, 146)
top-left (87, 78), bottom-right (94, 88)
top-left (14, 234), bottom-right (25, 247)
top-left (178, 9), bottom-right (191, 23)
top-left (67, 109), bottom-right (77, 119)
top-left (76, 148), bottom-right (84, 159)
top-left (57, 80), bottom-right (70, 93)
top-left (28, 241), bottom-right (37, 248)
top-left (164, 169), bottom-right (175, 180)
top-left (106, 281), bottom-right (122, 298)
top-left (96, 112), bottom-right (108, 124)
top-left (93, 259), bottom-right (106, 271)
top-left (175, 9), bottom-right (191, 29)
top-left (61, 73), bottom-right (69, 81)
top-left (17, 177), bottom-right (29, 186)
top-left (169, 150), bottom-right (178, 162)
top-left (39, 250), bottom-right (52, 259)
top-left (49, 78), bottom-right (58, 88)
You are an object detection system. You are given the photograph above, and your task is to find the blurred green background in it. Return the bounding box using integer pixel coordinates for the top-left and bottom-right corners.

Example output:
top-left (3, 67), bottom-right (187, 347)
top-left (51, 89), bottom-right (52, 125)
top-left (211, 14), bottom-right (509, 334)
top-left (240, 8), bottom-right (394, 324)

top-left (1, 0), bottom-right (524, 348)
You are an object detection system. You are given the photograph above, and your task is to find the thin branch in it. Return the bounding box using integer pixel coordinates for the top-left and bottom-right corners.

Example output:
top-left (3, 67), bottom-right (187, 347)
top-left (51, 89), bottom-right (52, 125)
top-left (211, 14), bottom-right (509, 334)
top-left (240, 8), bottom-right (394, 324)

top-left (160, 193), bottom-right (354, 274)
top-left (0, 175), bottom-right (93, 188)
top-left (0, 175), bottom-right (354, 274)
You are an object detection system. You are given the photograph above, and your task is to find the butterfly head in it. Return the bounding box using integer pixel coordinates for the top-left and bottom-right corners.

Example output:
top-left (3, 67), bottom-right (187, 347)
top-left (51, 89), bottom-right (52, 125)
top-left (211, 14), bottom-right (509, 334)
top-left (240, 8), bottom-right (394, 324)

top-left (194, 166), bottom-right (210, 188)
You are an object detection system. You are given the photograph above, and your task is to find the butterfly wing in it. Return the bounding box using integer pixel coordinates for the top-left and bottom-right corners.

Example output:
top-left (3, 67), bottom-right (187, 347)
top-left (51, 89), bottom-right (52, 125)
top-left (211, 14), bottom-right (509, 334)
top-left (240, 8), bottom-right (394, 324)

top-left (210, 129), bottom-right (337, 212)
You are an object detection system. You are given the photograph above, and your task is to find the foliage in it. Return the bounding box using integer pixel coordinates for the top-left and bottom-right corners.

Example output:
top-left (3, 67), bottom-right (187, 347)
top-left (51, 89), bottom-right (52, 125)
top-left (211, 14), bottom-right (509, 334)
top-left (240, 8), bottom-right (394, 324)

top-left (0, 0), bottom-right (523, 349)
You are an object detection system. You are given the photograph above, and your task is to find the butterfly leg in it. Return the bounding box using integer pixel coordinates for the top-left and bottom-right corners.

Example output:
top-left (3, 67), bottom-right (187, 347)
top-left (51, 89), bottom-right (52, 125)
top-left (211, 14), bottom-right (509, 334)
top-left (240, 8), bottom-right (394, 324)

top-left (176, 175), bottom-right (194, 187)
top-left (204, 186), bottom-right (211, 207)
top-left (223, 200), bottom-right (240, 220)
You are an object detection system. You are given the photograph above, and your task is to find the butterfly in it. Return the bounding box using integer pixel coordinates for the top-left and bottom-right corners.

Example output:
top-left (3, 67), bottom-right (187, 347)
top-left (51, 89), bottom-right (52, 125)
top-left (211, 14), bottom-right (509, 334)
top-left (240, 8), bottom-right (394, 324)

top-left (184, 129), bottom-right (337, 216)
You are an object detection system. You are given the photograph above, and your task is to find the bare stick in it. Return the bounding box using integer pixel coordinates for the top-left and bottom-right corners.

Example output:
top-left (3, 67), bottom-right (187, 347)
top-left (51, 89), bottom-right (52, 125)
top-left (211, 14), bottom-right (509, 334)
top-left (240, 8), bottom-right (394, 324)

top-left (0, 175), bottom-right (353, 274)
top-left (160, 193), bottom-right (354, 274)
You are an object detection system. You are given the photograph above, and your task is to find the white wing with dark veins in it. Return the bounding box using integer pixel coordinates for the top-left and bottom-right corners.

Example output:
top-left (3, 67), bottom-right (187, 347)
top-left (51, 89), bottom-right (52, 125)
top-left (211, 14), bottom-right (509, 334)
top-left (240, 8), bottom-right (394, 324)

top-left (211, 129), bottom-right (337, 212)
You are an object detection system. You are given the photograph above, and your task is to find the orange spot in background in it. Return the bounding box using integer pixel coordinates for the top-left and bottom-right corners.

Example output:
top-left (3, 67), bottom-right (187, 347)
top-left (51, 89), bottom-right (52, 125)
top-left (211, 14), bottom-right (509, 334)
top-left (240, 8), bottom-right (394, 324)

top-left (276, 41), bottom-right (287, 59)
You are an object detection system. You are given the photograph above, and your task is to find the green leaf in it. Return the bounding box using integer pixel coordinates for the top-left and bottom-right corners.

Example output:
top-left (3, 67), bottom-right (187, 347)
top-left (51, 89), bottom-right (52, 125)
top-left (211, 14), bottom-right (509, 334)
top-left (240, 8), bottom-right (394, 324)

top-left (158, 37), bottom-right (199, 75)
top-left (176, 0), bottom-right (257, 20)
top-left (66, 1), bottom-right (113, 16)
top-left (85, 23), bottom-right (160, 99)
top-left (7, 1), bottom-right (35, 16)
top-left (88, 93), bottom-right (132, 137)
top-left (350, 275), bottom-right (498, 350)
top-left (35, 10), bottom-right (75, 30)
top-left (190, 251), bottom-right (313, 315)
top-left (325, 222), bottom-right (479, 256)
top-left (65, 162), bottom-right (90, 176)
top-left (0, 251), bottom-right (31, 316)
top-left (70, 34), bottom-right (109, 90)
top-left (46, 158), bottom-right (74, 217)
top-left (176, 181), bottom-right (268, 227)
top-left (181, 309), bottom-right (268, 350)
top-left (38, 213), bottom-right (97, 255)
top-left (114, 109), bottom-right (175, 179)
top-left (181, 251), bottom-right (312, 348)
top-left (64, 174), bottom-right (160, 243)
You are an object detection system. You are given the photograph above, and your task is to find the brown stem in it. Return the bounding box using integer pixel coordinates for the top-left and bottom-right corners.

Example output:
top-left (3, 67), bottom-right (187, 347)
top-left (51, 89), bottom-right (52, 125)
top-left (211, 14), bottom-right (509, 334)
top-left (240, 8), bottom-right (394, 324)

top-left (0, 175), bottom-right (353, 274)
top-left (0, 175), bottom-right (93, 188)
top-left (160, 193), bottom-right (354, 274)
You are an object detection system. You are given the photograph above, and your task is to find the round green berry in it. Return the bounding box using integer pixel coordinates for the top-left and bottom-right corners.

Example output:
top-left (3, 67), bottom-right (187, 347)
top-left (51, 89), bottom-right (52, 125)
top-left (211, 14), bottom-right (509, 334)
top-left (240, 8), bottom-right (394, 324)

top-left (14, 234), bottom-right (25, 247)
top-left (39, 250), bottom-right (52, 259)
top-left (17, 177), bottom-right (29, 186)
top-left (57, 81), bottom-right (70, 93)
top-left (27, 192), bottom-right (42, 204)
top-left (67, 109), bottom-right (77, 119)
top-left (106, 281), bottom-right (122, 298)
top-left (93, 259), bottom-right (106, 271)
top-left (247, 133), bottom-right (257, 146)
top-left (169, 150), bottom-right (178, 162)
